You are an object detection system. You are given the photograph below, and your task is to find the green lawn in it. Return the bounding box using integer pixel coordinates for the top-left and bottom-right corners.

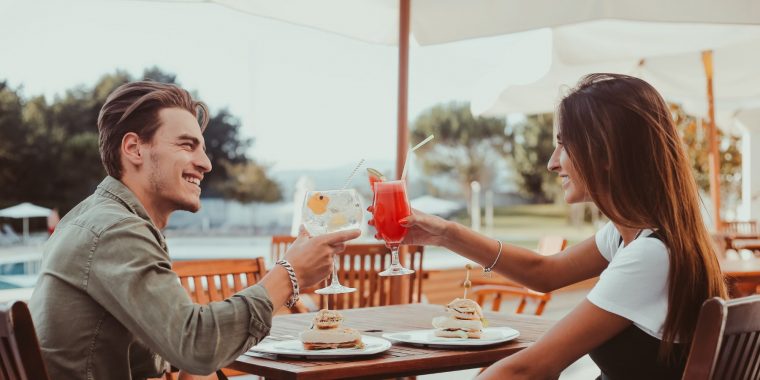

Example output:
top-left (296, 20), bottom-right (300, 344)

top-left (452, 203), bottom-right (598, 250)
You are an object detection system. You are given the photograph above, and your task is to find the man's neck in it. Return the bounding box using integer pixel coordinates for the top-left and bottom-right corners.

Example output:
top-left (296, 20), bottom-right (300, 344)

top-left (119, 176), bottom-right (169, 229)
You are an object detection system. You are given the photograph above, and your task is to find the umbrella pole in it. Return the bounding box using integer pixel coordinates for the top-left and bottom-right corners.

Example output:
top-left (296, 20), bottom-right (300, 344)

top-left (702, 50), bottom-right (722, 232)
top-left (23, 217), bottom-right (29, 242)
top-left (390, 0), bottom-right (412, 306)
top-left (395, 0), bottom-right (410, 180)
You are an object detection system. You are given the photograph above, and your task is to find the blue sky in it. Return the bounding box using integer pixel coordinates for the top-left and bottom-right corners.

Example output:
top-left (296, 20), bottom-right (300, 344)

top-left (0, 0), bottom-right (549, 171)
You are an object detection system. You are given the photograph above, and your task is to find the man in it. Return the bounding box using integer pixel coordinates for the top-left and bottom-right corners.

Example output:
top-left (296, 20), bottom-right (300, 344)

top-left (29, 81), bottom-right (360, 379)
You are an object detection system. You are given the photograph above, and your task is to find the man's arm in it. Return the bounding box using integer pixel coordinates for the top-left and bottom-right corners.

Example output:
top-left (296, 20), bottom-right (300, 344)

top-left (87, 218), bottom-right (272, 375)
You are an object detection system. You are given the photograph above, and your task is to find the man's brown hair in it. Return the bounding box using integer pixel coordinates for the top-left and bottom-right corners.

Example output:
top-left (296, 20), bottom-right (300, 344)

top-left (97, 81), bottom-right (209, 178)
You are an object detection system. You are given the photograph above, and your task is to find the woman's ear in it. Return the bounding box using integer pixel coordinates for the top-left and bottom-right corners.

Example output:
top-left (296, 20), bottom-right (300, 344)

top-left (121, 132), bottom-right (143, 167)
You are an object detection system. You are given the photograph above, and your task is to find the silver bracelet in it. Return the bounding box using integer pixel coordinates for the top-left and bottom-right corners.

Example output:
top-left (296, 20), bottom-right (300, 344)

top-left (483, 240), bottom-right (503, 274)
top-left (275, 260), bottom-right (300, 308)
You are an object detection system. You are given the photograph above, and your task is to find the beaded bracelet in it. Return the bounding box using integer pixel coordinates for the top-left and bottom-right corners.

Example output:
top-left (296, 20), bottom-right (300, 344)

top-left (275, 260), bottom-right (300, 308)
top-left (483, 240), bottom-right (503, 274)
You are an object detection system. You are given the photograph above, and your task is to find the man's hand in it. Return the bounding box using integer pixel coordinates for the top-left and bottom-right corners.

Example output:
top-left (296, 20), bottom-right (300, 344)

top-left (284, 226), bottom-right (361, 288)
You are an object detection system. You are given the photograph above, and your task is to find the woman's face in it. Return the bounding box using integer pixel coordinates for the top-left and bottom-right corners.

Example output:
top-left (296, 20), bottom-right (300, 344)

top-left (547, 135), bottom-right (591, 204)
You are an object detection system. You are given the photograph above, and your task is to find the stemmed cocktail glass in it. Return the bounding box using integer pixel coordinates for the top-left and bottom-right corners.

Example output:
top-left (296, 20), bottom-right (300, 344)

top-left (301, 189), bottom-right (362, 294)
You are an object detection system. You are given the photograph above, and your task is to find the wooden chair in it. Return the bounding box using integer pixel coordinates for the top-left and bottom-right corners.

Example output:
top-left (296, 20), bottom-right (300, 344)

top-left (471, 236), bottom-right (567, 316)
top-left (0, 301), bottom-right (50, 380)
top-left (270, 235), bottom-right (296, 263)
top-left (723, 220), bottom-right (758, 236)
top-left (682, 295), bottom-right (760, 379)
top-left (172, 258), bottom-right (267, 379)
top-left (317, 244), bottom-right (425, 310)
top-left (173, 258), bottom-right (267, 304)
top-left (721, 221), bottom-right (760, 253)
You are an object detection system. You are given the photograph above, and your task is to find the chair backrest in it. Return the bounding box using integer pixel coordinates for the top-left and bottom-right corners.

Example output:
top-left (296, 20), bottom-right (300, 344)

top-left (172, 258), bottom-right (267, 304)
top-left (0, 301), bottom-right (50, 380)
top-left (683, 295), bottom-right (760, 380)
top-left (723, 221), bottom-right (758, 236)
top-left (271, 235), bottom-right (297, 263)
top-left (537, 236), bottom-right (567, 255)
top-left (319, 244), bottom-right (424, 310)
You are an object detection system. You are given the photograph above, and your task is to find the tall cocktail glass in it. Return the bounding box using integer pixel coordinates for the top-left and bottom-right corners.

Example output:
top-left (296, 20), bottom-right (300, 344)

top-left (372, 180), bottom-right (415, 276)
top-left (302, 189), bottom-right (362, 294)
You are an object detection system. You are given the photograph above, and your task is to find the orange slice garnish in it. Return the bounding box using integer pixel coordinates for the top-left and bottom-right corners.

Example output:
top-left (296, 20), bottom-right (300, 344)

top-left (307, 193), bottom-right (330, 215)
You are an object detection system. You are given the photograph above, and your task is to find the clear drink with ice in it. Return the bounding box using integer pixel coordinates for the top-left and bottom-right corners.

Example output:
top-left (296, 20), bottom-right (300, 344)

top-left (302, 189), bottom-right (363, 236)
top-left (301, 189), bottom-right (362, 294)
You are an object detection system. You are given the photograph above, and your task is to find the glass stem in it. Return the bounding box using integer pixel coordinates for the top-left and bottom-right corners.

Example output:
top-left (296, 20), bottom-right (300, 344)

top-left (330, 254), bottom-right (340, 286)
top-left (390, 245), bottom-right (401, 267)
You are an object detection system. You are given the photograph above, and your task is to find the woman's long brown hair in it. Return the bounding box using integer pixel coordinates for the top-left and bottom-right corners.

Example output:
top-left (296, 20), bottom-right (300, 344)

top-left (557, 73), bottom-right (727, 361)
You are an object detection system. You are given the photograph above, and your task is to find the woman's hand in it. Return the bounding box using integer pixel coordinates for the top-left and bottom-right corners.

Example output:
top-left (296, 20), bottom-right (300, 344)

top-left (368, 207), bottom-right (452, 247)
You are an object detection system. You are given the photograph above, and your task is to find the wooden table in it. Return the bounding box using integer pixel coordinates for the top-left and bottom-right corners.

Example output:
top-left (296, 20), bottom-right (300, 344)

top-left (230, 303), bottom-right (555, 379)
top-left (722, 258), bottom-right (760, 297)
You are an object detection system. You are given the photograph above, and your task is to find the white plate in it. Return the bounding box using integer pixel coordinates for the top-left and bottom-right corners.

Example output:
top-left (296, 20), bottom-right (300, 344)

top-left (382, 327), bottom-right (520, 349)
top-left (246, 335), bottom-right (391, 359)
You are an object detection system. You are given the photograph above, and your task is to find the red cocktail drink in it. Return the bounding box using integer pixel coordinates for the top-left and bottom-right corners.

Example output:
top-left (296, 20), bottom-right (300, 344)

top-left (372, 180), bottom-right (414, 276)
top-left (373, 180), bottom-right (411, 244)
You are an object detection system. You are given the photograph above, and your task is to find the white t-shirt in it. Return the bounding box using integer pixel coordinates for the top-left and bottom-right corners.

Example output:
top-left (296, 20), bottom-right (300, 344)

top-left (587, 221), bottom-right (670, 340)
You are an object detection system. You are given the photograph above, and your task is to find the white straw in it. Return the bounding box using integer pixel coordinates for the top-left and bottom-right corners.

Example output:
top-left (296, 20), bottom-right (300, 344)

top-left (341, 158), bottom-right (365, 189)
top-left (401, 134), bottom-right (434, 180)
top-left (411, 134), bottom-right (435, 152)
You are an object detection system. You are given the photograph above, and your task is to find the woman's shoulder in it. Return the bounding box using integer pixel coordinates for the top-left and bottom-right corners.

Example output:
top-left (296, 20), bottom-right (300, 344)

top-left (615, 232), bottom-right (669, 266)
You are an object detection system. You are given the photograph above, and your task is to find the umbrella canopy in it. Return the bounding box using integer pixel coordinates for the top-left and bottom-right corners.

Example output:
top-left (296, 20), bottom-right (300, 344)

top-left (476, 40), bottom-right (760, 127)
top-left (151, 0), bottom-right (760, 181)
top-left (183, 0), bottom-right (760, 46)
top-left (473, 27), bottom-right (760, 229)
top-left (476, 27), bottom-right (760, 124)
top-left (142, 0), bottom-right (760, 227)
top-left (0, 202), bottom-right (51, 219)
top-left (0, 202), bottom-right (52, 242)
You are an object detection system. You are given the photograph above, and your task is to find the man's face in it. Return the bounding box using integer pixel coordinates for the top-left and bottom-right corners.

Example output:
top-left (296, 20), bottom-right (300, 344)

top-left (141, 108), bottom-right (211, 213)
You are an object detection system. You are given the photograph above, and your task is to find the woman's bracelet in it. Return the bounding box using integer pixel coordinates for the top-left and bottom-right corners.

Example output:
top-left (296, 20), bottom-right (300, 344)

top-left (483, 239), bottom-right (503, 274)
top-left (275, 260), bottom-right (300, 308)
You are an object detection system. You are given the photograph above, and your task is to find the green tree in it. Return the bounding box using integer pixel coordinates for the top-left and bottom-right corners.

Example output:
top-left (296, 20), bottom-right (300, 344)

top-left (0, 67), bottom-right (281, 216)
top-left (410, 102), bottom-right (508, 202)
top-left (504, 114), bottom-right (558, 203)
top-left (202, 109), bottom-right (254, 197)
top-left (0, 82), bottom-right (27, 205)
top-left (671, 103), bottom-right (742, 203)
top-left (212, 160), bottom-right (282, 203)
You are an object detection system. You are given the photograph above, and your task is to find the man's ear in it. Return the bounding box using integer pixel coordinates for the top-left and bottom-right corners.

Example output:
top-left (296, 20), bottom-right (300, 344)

top-left (121, 132), bottom-right (144, 168)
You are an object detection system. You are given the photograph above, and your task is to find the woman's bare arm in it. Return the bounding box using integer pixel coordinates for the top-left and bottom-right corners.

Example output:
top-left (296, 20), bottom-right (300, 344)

top-left (442, 223), bottom-right (608, 292)
top-left (478, 300), bottom-right (631, 379)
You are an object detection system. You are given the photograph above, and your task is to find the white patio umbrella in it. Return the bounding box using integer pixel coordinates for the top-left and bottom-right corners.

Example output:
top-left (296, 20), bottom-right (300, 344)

top-left (141, 0), bottom-right (760, 182)
top-left (477, 38), bottom-right (760, 127)
top-left (474, 27), bottom-right (760, 229)
top-left (0, 202), bottom-right (52, 242)
top-left (142, 0), bottom-right (760, 228)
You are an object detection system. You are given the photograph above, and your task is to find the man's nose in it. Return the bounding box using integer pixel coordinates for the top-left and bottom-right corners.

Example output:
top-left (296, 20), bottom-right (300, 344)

top-left (196, 151), bottom-right (212, 173)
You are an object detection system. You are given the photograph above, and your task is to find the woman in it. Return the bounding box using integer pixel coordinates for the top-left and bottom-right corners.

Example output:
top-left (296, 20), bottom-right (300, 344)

top-left (391, 74), bottom-right (727, 379)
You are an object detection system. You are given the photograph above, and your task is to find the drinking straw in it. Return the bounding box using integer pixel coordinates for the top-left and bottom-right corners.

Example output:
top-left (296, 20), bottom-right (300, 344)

top-left (401, 134), bottom-right (434, 180)
top-left (341, 158), bottom-right (365, 189)
top-left (463, 263), bottom-right (473, 299)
